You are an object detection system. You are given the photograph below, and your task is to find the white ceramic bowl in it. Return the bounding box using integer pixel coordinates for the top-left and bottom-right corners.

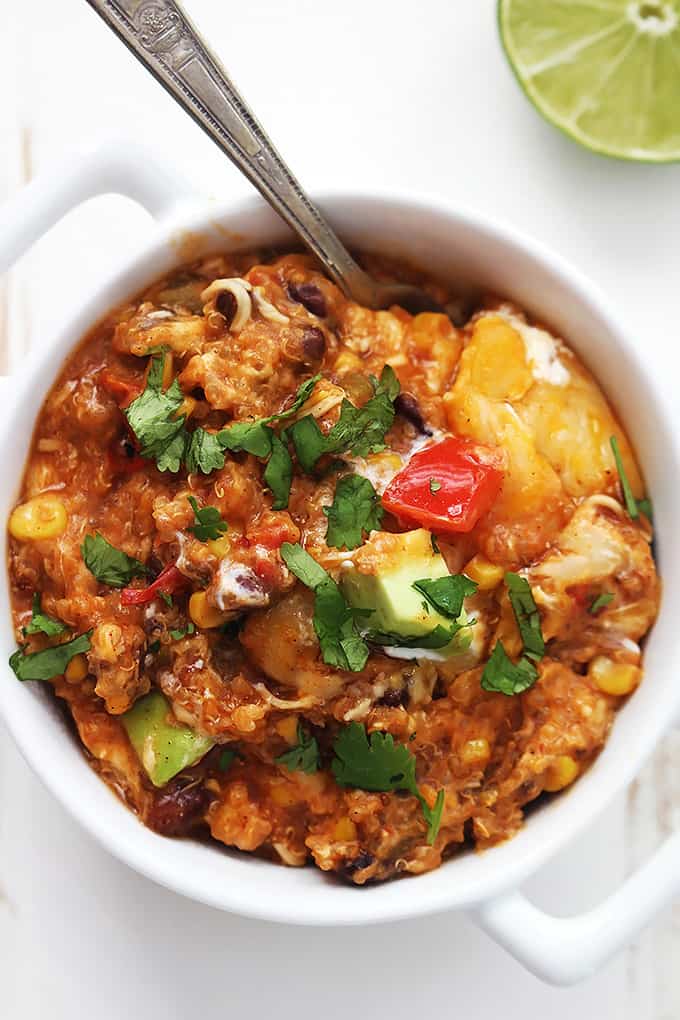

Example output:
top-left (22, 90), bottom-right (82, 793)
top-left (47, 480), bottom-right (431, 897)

top-left (1, 141), bottom-right (679, 986)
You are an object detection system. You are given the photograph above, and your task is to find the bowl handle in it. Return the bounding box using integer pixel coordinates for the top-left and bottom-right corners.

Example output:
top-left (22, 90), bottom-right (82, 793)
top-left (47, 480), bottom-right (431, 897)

top-left (472, 828), bottom-right (680, 985)
top-left (0, 137), bottom-right (194, 277)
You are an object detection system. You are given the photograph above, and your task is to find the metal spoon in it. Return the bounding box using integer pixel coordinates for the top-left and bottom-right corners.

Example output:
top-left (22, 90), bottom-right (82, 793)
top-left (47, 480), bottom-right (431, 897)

top-left (84, 0), bottom-right (443, 314)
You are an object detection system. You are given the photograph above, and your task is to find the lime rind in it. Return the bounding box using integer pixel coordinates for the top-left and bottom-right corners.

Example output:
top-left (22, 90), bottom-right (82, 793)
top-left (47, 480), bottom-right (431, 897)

top-left (498, 0), bottom-right (680, 162)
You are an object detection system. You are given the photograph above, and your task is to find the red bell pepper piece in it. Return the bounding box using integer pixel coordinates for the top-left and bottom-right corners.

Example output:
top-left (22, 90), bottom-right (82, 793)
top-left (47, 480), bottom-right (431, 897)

top-left (107, 442), bottom-right (147, 475)
top-left (99, 370), bottom-right (143, 408)
top-left (382, 437), bottom-right (503, 535)
top-left (121, 564), bottom-right (188, 606)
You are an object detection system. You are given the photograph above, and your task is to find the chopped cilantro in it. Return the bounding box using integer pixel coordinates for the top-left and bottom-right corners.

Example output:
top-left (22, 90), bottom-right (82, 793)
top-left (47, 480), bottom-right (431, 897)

top-left (23, 593), bottom-right (68, 637)
top-left (589, 592), bottom-right (614, 614)
top-left (160, 592), bottom-right (173, 608)
top-left (289, 365), bottom-right (400, 472)
top-left (430, 533), bottom-right (440, 555)
top-left (504, 572), bottom-right (545, 662)
top-left (610, 435), bottom-right (646, 520)
top-left (366, 623), bottom-right (463, 650)
top-left (275, 723), bottom-right (320, 774)
top-left (124, 352), bottom-right (188, 472)
top-left (169, 622), bottom-right (196, 640)
top-left (429, 477), bottom-right (442, 493)
top-left (331, 722), bottom-right (444, 844)
top-left (185, 428), bottom-right (225, 474)
top-left (218, 420), bottom-right (273, 458)
top-left (9, 631), bottom-right (92, 682)
top-left (413, 575), bottom-right (478, 620)
top-left (280, 543), bottom-right (369, 672)
top-left (81, 533), bottom-right (148, 588)
top-left (481, 640), bottom-right (538, 696)
top-left (323, 475), bottom-right (383, 550)
top-left (187, 496), bottom-right (228, 542)
top-left (637, 497), bottom-right (653, 521)
top-left (264, 432), bottom-right (294, 510)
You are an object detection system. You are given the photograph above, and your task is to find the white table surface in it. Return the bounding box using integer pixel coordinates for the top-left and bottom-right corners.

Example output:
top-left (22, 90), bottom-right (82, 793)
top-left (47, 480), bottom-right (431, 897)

top-left (2, 1), bottom-right (680, 1016)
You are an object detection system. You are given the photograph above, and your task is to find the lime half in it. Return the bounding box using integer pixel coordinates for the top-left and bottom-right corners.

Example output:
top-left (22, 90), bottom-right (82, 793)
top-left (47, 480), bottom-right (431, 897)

top-left (498, 0), bottom-right (680, 161)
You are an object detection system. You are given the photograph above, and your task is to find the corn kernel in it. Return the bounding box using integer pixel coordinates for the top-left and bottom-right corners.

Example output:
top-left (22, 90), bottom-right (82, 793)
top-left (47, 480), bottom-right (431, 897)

top-left (65, 653), bottom-right (88, 683)
top-left (270, 782), bottom-right (298, 807)
top-left (189, 590), bottom-right (230, 629)
top-left (460, 737), bottom-right (491, 766)
top-left (276, 716), bottom-right (299, 745)
top-left (544, 755), bottom-right (579, 793)
top-left (464, 555), bottom-right (505, 591)
top-left (333, 816), bottom-right (358, 841)
top-left (589, 656), bottom-right (641, 697)
top-left (206, 536), bottom-right (231, 559)
top-left (9, 494), bottom-right (68, 541)
top-left (333, 350), bottom-right (363, 374)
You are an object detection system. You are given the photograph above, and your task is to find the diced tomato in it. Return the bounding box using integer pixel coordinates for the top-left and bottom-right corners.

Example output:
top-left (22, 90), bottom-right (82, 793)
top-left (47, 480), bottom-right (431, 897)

top-left (247, 512), bottom-right (300, 550)
top-left (381, 437), bottom-right (504, 535)
top-left (121, 564), bottom-right (189, 606)
top-left (99, 370), bottom-right (142, 408)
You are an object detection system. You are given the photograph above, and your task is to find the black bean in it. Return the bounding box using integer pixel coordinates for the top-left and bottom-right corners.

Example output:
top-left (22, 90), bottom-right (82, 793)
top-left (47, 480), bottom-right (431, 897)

top-left (216, 290), bottom-right (237, 327)
top-left (301, 327), bottom-right (326, 363)
top-left (394, 392), bottom-right (432, 436)
top-left (287, 282), bottom-right (327, 318)
top-left (343, 851), bottom-right (375, 877)
top-left (147, 780), bottom-right (211, 836)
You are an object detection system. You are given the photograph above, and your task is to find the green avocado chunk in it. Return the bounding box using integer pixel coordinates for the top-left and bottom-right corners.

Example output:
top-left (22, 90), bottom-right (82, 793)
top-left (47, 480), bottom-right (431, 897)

top-left (121, 690), bottom-right (214, 787)
top-left (340, 528), bottom-right (472, 658)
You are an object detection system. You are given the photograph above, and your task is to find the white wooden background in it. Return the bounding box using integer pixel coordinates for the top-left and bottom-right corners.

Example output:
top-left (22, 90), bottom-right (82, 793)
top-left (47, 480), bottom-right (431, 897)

top-left (2, 2), bottom-right (680, 1016)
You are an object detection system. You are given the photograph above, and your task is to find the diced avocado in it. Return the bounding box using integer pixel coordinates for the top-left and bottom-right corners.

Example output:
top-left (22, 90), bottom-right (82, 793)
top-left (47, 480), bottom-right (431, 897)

top-left (121, 690), bottom-right (214, 787)
top-left (340, 529), bottom-right (473, 660)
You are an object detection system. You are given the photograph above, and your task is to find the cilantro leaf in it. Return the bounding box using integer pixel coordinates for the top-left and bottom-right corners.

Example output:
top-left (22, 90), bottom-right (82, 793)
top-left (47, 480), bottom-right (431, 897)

top-left (218, 420), bottom-right (274, 458)
top-left (187, 496), bottom-right (228, 542)
top-left (264, 432), bottom-right (293, 509)
top-left (290, 365), bottom-right (400, 472)
top-left (23, 593), bottom-right (68, 637)
top-left (366, 623), bottom-right (462, 650)
top-left (169, 622), bottom-right (196, 640)
top-left (124, 352), bottom-right (188, 472)
top-left (323, 475), bottom-right (383, 550)
top-left (331, 722), bottom-right (444, 844)
top-left (413, 575), bottom-right (478, 620)
top-left (81, 533), bottom-right (149, 588)
top-left (505, 572), bottom-right (545, 662)
top-left (637, 497), bottom-right (653, 520)
top-left (280, 542), bottom-right (328, 588)
top-left (610, 435), bottom-right (642, 520)
top-left (275, 723), bottom-right (320, 774)
top-left (10, 631), bottom-right (92, 682)
top-left (589, 592), bottom-right (614, 614)
top-left (216, 376), bottom-right (322, 463)
top-left (280, 543), bottom-right (369, 672)
top-left (481, 641), bottom-right (538, 696)
top-left (429, 477), bottom-right (442, 493)
top-left (185, 429), bottom-right (226, 474)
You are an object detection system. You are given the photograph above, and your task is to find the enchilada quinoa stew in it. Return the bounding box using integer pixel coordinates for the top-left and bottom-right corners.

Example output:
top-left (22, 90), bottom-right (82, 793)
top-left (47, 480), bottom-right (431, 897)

top-left (7, 250), bottom-right (659, 883)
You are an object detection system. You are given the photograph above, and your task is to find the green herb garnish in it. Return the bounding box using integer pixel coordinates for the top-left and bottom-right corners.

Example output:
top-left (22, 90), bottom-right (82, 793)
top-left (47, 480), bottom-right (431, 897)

top-left (281, 543), bottom-right (369, 672)
top-left (504, 572), bottom-right (545, 662)
top-left (218, 749), bottom-right (236, 772)
top-left (323, 475), bottom-right (383, 550)
top-left (331, 722), bottom-right (444, 844)
top-left (23, 593), bottom-right (68, 637)
top-left (187, 496), bottom-right (228, 542)
top-left (264, 432), bottom-right (294, 510)
top-left (413, 575), bottom-right (478, 620)
top-left (289, 365), bottom-right (400, 472)
top-left (9, 631), bottom-right (92, 682)
top-left (169, 622), bottom-right (196, 640)
top-left (480, 641), bottom-right (539, 696)
top-left (365, 623), bottom-right (465, 650)
top-left (275, 723), bottom-right (320, 774)
top-left (429, 477), bottom-right (442, 493)
top-left (589, 592), bottom-right (614, 614)
top-left (124, 352), bottom-right (188, 472)
top-left (610, 435), bottom-right (650, 520)
top-left (81, 533), bottom-right (148, 588)
top-left (184, 428), bottom-right (225, 475)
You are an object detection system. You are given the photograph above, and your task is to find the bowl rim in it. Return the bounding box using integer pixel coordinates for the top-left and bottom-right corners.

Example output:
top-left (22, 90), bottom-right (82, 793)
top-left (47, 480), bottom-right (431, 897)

top-left (1, 186), bottom-right (678, 926)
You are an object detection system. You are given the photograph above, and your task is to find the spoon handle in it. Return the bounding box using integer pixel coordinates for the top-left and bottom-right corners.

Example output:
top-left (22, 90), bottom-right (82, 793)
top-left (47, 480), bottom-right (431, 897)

top-left (84, 0), bottom-right (377, 304)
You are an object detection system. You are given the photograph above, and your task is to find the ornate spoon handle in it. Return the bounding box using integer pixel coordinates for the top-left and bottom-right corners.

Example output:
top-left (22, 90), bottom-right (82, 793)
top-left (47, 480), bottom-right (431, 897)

top-left (84, 0), bottom-right (380, 306)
